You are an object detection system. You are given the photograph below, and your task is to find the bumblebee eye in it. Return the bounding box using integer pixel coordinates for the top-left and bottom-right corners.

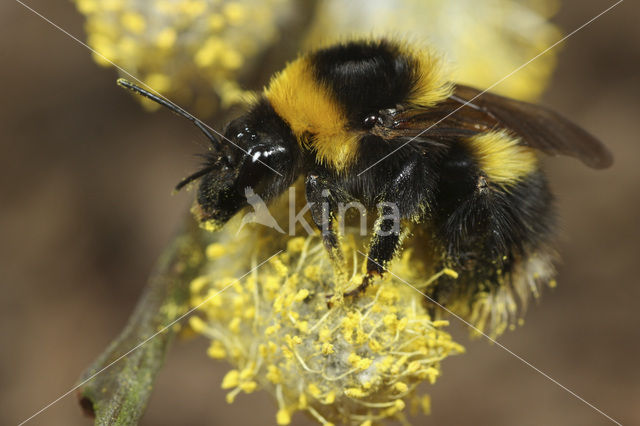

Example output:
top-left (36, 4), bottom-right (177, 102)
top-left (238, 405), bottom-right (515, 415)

top-left (363, 114), bottom-right (379, 129)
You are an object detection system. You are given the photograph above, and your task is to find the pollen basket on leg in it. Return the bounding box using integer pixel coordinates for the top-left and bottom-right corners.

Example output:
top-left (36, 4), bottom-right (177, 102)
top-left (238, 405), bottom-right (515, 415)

top-left (264, 57), bottom-right (359, 171)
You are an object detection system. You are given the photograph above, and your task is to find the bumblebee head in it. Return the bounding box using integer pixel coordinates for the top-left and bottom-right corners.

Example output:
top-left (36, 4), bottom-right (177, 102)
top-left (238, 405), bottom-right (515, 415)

top-left (264, 39), bottom-right (452, 171)
top-left (191, 101), bottom-right (299, 229)
top-left (117, 79), bottom-right (299, 230)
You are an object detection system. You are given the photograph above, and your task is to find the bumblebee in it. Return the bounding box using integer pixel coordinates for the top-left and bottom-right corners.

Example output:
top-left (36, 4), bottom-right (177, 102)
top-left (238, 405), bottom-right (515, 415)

top-left (119, 38), bottom-right (611, 311)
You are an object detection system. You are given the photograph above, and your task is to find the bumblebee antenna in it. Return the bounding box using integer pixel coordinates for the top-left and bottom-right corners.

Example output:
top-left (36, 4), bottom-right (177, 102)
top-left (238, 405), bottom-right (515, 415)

top-left (117, 78), bottom-right (224, 152)
top-left (175, 165), bottom-right (216, 191)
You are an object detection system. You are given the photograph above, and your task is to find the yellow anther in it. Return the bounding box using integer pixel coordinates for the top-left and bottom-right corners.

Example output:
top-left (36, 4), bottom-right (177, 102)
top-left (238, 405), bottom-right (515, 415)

top-left (221, 370), bottom-right (239, 389)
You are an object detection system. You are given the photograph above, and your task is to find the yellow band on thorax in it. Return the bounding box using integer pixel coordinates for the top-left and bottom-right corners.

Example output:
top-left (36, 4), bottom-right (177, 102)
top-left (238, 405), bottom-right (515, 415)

top-left (264, 57), bottom-right (359, 171)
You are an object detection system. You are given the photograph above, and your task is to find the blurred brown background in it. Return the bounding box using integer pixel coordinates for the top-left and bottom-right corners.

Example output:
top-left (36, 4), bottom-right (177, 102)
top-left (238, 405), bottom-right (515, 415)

top-left (1, 1), bottom-right (639, 425)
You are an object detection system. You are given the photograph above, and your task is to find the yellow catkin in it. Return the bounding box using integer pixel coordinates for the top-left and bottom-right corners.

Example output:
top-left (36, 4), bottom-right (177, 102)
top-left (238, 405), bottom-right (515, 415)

top-left (74, 0), bottom-right (296, 113)
top-left (189, 231), bottom-right (464, 425)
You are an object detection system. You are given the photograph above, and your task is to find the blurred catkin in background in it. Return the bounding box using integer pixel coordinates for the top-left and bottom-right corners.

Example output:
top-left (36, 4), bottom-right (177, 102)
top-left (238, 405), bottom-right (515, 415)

top-left (74, 0), bottom-right (560, 118)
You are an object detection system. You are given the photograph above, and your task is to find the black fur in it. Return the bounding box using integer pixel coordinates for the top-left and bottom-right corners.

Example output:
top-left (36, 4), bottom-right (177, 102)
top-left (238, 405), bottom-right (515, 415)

top-left (428, 140), bottom-right (556, 302)
top-left (310, 40), bottom-right (417, 127)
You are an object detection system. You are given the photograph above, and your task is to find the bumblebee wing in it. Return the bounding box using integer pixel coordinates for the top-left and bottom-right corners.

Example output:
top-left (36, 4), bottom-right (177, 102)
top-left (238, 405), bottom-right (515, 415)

top-left (447, 84), bottom-right (613, 169)
top-left (375, 85), bottom-right (613, 169)
top-left (374, 95), bottom-right (495, 140)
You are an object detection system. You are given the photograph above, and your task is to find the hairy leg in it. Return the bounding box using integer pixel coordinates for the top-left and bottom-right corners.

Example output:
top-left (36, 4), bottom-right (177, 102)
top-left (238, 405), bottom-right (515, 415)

top-left (305, 173), bottom-right (349, 280)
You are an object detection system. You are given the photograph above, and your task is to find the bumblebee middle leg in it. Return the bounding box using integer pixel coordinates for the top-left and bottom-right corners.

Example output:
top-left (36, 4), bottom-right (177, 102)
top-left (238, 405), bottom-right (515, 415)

top-left (346, 202), bottom-right (403, 295)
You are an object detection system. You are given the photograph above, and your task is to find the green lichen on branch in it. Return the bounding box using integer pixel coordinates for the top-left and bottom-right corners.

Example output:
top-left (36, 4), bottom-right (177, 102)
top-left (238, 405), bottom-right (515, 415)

top-left (76, 215), bottom-right (209, 425)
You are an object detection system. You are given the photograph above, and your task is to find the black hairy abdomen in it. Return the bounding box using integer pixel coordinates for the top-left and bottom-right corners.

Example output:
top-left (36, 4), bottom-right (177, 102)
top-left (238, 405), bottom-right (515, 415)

top-left (433, 143), bottom-right (556, 271)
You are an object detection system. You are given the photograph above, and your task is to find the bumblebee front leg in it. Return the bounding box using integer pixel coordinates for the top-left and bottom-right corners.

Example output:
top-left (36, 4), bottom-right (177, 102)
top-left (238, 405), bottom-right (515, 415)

top-left (305, 173), bottom-right (349, 279)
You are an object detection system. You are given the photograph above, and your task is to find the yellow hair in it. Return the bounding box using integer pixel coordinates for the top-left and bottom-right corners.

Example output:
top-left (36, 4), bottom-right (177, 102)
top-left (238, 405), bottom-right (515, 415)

top-left (403, 43), bottom-right (453, 107)
top-left (467, 130), bottom-right (538, 186)
top-left (264, 56), bottom-right (359, 171)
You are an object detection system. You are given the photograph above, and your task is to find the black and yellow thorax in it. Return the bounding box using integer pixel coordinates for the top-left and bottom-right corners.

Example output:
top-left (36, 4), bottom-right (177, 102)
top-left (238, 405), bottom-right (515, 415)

top-left (263, 39), bottom-right (453, 172)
